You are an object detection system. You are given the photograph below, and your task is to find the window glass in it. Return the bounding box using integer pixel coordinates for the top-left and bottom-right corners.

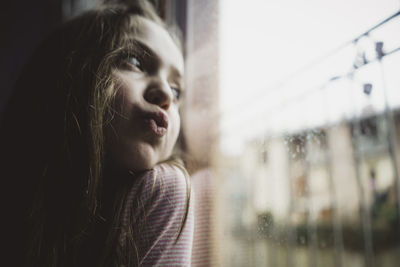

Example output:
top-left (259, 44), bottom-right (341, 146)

top-left (188, 0), bottom-right (400, 266)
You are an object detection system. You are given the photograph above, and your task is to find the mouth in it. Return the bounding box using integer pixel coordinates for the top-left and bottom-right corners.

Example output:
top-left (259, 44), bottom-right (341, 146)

top-left (144, 111), bottom-right (169, 137)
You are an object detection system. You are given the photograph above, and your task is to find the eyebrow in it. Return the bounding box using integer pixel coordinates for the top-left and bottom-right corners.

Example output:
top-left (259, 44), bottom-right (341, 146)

top-left (127, 39), bottom-right (183, 81)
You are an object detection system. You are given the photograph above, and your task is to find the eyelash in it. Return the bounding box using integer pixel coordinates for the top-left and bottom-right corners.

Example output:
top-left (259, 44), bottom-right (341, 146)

top-left (126, 55), bottom-right (143, 71)
top-left (170, 86), bottom-right (182, 101)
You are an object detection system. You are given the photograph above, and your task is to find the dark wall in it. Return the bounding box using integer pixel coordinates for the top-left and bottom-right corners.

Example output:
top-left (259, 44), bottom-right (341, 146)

top-left (0, 0), bottom-right (63, 118)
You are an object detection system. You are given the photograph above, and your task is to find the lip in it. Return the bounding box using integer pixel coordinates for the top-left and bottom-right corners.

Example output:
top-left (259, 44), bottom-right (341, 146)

top-left (143, 110), bottom-right (169, 137)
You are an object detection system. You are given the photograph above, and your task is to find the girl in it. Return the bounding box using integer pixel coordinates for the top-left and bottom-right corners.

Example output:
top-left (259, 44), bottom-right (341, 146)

top-left (0, 1), bottom-right (193, 266)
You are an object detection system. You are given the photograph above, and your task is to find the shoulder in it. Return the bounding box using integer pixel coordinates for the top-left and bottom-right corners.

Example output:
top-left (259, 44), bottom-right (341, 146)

top-left (124, 163), bottom-right (191, 224)
top-left (122, 163), bottom-right (194, 265)
top-left (133, 163), bottom-right (189, 202)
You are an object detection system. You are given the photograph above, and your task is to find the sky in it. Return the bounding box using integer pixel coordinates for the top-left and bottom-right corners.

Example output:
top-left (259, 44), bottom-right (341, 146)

top-left (219, 0), bottom-right (400, 156)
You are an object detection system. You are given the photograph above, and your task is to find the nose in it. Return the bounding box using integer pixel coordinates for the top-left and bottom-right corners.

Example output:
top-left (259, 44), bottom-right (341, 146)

top-left (144, 79), bottom-right (172, 110)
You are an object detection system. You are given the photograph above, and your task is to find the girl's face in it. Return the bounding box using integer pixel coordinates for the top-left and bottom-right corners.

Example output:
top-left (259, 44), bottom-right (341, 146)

top-left (106, 16), bottom-right (184, 171)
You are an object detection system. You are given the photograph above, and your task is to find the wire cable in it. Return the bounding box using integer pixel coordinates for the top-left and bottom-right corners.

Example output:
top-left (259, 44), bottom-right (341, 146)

top-left (220, 10), bottom-right (400, 119)
top-left (221, 45), bottom-right (400, 138)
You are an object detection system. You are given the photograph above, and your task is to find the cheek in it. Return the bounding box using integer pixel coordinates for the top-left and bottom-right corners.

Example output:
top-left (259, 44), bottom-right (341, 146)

top-left (171, 111), bottom-right (181, 142)
top-left (111, 72), bottom-right (144, 108)
top-left (165, 110), bottom-right (180, 154)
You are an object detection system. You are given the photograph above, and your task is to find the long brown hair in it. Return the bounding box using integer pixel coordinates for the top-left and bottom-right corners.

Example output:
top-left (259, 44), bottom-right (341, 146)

top-left (0, 1), bottom-right (188, 266)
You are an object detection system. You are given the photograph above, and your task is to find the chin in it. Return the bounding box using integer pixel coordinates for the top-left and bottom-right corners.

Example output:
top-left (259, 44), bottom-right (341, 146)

top-left (107, 137), bottom-right (173, 172)
top-left (124, 143), bottom-right (167, 172)
top-left (130, 157), bottom-right (157, 172)
top-left (126, 152), bottom-right (157, 172)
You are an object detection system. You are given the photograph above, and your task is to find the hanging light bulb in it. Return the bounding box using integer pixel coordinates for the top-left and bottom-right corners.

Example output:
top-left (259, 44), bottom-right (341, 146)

top-left (363, 83), bottom-right (373, 95)
top-left (375, 41), bottom-right (385, 60)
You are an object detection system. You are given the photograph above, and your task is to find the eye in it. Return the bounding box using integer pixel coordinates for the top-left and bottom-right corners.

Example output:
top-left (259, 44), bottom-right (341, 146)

top-left (170, 86), bottom-right (182, 101)
top-left (126, 55), bottom-right (143, 71)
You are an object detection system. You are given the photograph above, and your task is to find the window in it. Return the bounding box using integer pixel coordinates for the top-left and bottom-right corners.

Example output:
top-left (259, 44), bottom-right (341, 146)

top-left (183, 0), bottom-right (400, 266)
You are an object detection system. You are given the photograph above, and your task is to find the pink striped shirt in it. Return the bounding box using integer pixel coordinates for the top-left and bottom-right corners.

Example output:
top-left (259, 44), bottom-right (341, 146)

top-left (120, 164), bottom-right (194, 266)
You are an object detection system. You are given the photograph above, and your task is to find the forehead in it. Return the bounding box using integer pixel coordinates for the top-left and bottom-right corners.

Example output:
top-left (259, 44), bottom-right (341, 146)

top-left (128, 16), bottom-right (184, 75)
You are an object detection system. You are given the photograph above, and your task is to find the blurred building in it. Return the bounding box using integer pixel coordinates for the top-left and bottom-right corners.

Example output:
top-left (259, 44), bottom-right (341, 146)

top-left (219, 109), bottom-right (400, 266)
